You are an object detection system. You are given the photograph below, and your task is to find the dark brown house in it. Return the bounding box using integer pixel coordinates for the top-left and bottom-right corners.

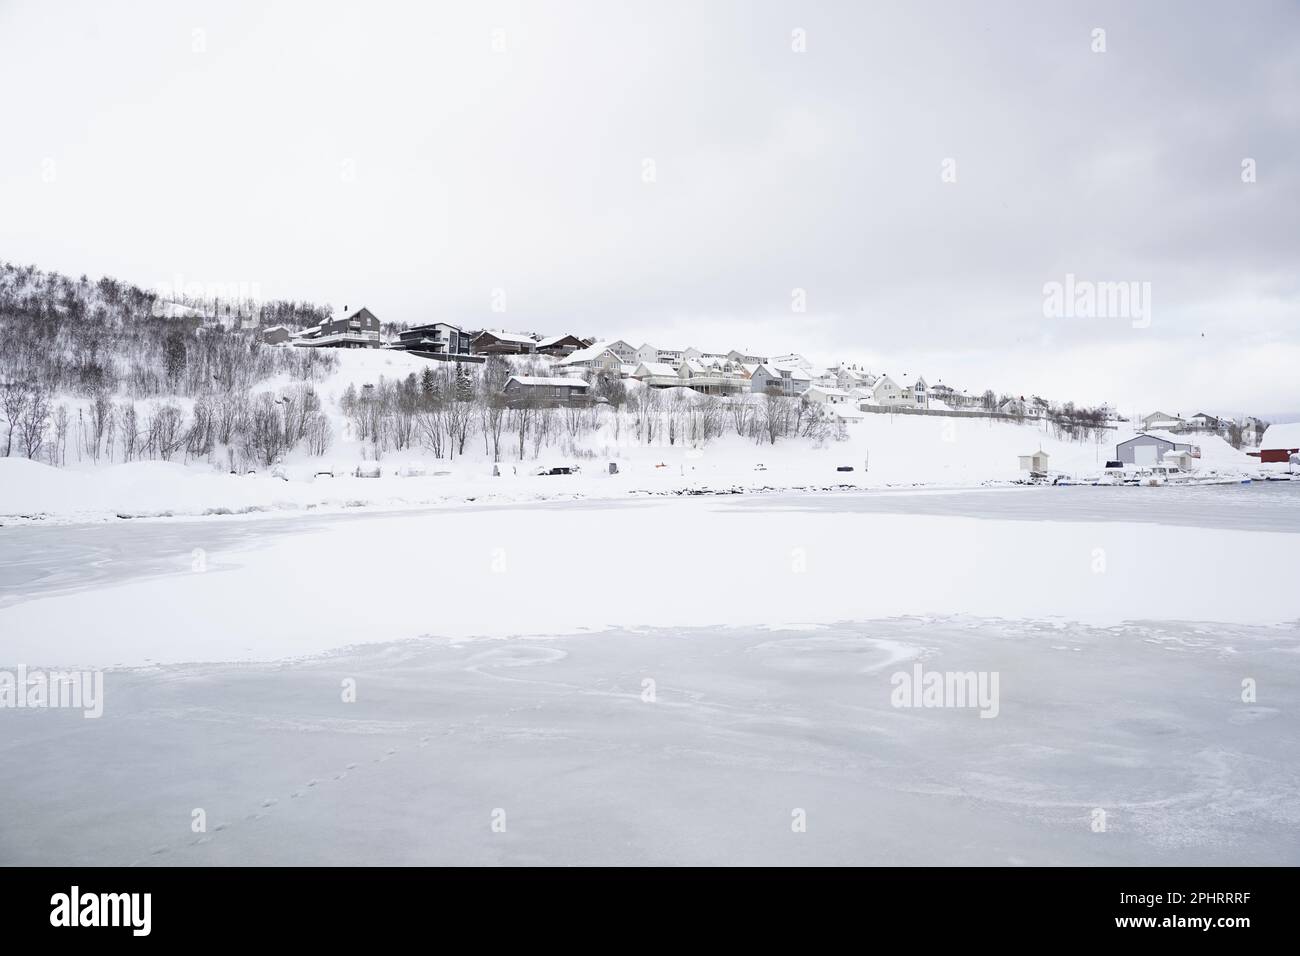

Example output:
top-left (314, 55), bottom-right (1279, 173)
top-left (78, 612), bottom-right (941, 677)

top-left (534, 334), bottom-right (587, 356)
top-left (470, 330), bottom-right (537, 355)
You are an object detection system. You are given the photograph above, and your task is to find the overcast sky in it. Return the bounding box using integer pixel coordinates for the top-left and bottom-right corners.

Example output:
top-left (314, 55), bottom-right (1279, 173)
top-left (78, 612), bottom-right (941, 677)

top-left (1, 0), bottom-right (1296, 417)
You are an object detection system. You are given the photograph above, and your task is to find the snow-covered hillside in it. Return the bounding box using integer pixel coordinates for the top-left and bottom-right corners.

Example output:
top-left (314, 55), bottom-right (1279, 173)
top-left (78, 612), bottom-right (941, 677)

top-left (0, 348), bottom-right (1264, 523)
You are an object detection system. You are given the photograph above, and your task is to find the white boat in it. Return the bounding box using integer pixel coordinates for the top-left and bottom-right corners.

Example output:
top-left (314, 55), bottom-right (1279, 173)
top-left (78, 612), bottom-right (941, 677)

top-left (1125, 466), bottom-right (1184, 486)
top-left (1190, 475), bottom-right (1250, 486)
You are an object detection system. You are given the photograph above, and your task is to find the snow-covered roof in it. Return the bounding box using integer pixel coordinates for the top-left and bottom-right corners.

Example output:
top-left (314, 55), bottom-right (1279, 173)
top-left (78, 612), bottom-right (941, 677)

top-left (760, 363), bottom-right (812, 381)
top-left (536, 333), bottom-right (589, 348)
top-left (633, 362), bottom-right (678, 378)
top-left (1122, 430), bottom-right (1196, 446)
top-left (807, 385), bottom-right (851, 397)
top-left (559, 341), bottom-right (617, 365)
top-left (507, 375), bottom-right (589, 388)
top-left (328, 306), bottom-right (371, 323)
top-left (1260, 422), bottom-right (1300, 450)
top-left (479, 329), bottom-right (537, 345)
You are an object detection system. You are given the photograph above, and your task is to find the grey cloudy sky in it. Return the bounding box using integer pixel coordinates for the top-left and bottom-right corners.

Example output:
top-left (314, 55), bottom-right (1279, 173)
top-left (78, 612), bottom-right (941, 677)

top-left (2, 0), bottom-right (1296, 417)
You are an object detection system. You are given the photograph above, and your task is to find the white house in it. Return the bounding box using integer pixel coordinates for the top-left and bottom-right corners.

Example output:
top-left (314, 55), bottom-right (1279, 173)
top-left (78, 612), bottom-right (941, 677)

top-left (872, 374), bottom-right (904, 406)
top-left (802, 385), bottom-right (852, 406)
top-left (999, 395), bottom-right (1044, 418)
top-left (676, 359), bottom-right (747, 396)
top-left (1141, 411), bottom-right (1185, 431)
top-left (559, 342), bottom-right (622, 376)
top-left (832, 365), bottom-right (875, 391)
top-left (631, 361), bottom-right (680, 383)
top-left (605, 340), bottom-right (639, 363)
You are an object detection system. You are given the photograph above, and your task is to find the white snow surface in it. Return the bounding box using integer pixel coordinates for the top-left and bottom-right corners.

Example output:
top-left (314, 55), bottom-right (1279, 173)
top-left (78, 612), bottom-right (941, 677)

top-left (2, 484), bottom-right (1298, 865)
top-left (3, 489), bottom-right (1299, 668)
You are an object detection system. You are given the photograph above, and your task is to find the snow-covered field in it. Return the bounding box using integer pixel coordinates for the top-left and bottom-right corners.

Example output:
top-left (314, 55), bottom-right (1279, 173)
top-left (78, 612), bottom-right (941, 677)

top-left (0, 347), bottom-right (1276, 526)
top-left (1, 486), bottom-right (1298, 864)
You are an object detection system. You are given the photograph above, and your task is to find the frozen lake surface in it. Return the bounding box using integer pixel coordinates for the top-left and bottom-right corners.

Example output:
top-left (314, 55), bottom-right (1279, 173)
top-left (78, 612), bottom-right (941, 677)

top-left (1, 487), bottom-right (1297, 865)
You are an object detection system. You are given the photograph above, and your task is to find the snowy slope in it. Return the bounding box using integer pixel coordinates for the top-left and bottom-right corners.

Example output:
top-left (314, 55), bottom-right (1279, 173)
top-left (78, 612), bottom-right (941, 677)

top-left (0, 348), bottom-right (1265, 523)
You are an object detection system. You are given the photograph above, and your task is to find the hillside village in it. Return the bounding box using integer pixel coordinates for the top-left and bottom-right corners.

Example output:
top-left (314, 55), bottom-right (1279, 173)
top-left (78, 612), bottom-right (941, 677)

top-left (264, 303), bottom-right (1281, 450)
top-left (156, 295), bottom-right (1282, 451)
top-left (1, 264), bottom-right (1296, 520)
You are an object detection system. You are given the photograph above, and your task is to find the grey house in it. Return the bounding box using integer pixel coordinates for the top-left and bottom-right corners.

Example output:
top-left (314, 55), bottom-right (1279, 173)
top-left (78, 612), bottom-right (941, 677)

top-left (503, 375), bottom-right (591, 405)
top-left (1115, 433), bottom-right (1195, 465)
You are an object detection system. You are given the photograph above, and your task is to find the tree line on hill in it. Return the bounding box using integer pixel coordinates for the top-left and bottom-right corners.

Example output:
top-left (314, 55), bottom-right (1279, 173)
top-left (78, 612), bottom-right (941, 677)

top-left (0, 261), bottom-right (338, 468)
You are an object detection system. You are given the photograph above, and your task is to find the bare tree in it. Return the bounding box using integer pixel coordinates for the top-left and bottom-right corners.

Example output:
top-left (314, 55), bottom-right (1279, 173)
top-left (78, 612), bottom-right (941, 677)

top-left (18, 386), bottom-right (50, 458)
top-left (511, 398), bottom-right (540, 460)
top-left (50, 403), bottom-right (69, 465)
top-left (727, 395), bottom-right (752, 437)
top-left (758, 393), bottom-right (795, 445)
top-left (147, 404), bottom-right (187, 460)
top-left (305, 412), bottom-right (332, 456)
top-left (478, 357), bottom-right (510, 462)
top-left (2, 379), bottom-right (32, 456)
top-left (444, 383), bottom-right (475, 458)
